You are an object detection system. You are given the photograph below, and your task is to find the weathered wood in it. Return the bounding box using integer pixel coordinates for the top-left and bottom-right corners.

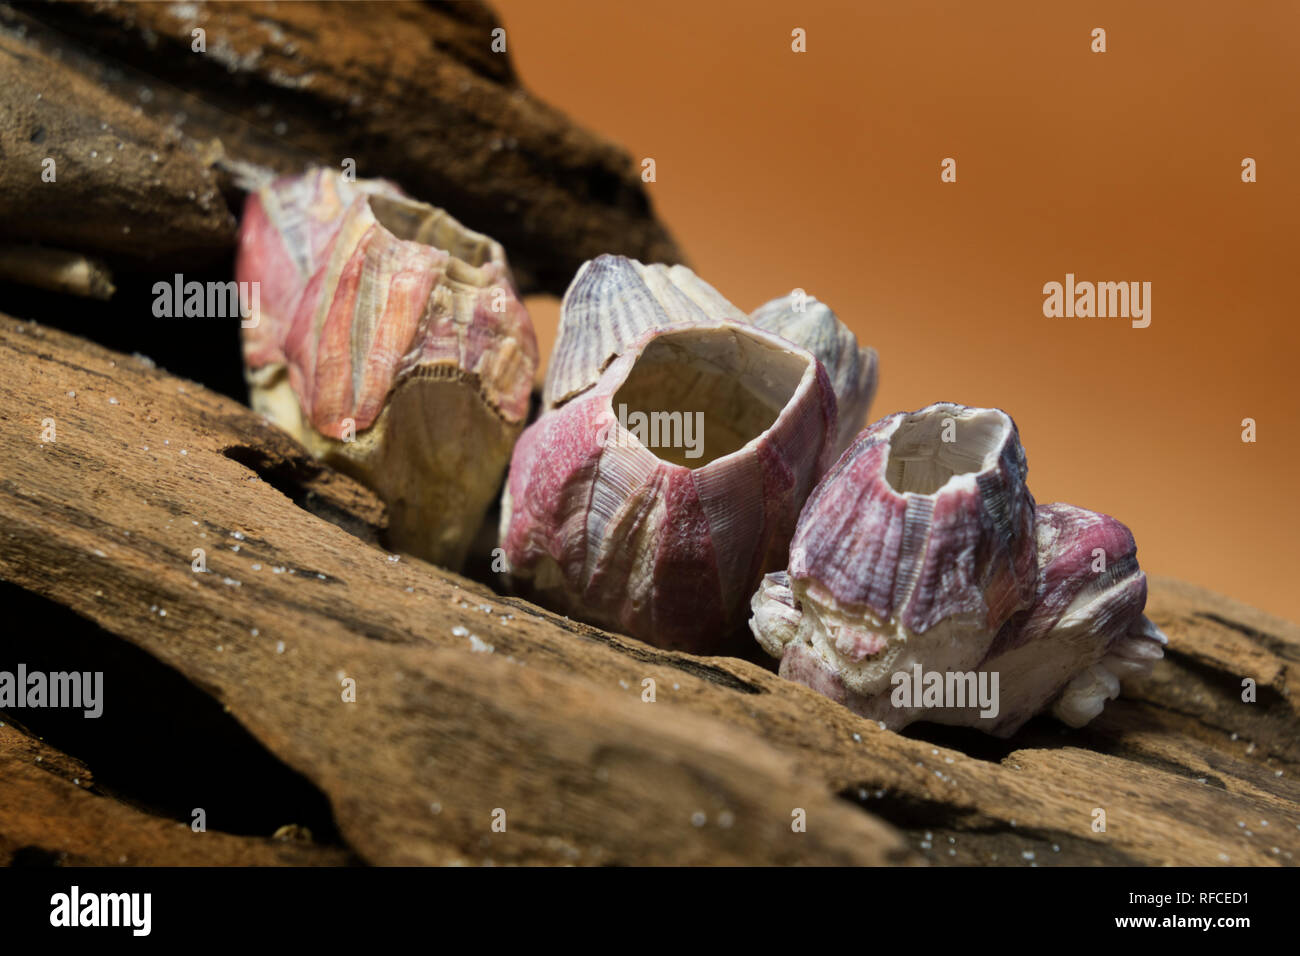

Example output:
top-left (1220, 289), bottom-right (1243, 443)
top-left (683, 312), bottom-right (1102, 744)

top-left (0, 313), bottom-right (1296, 866)
top-left (0, 1), bottom-right (683, 294)
top-left (0, 722), bottom-right (351, 866)
top-left (0, 315), bottom-right (908, 865)
top-left (0, 24), bottom-right (238, 269)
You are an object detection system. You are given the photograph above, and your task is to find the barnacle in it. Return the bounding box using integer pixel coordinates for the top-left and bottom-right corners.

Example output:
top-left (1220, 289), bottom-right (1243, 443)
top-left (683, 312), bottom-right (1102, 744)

top-left (751, 402), bottom-right (1165, 735)
top-left (236, 168), bottom-right (538, 568)
top-left (500, 256), bottom-right (837, 652)
top-left (750, 292), bottom-right (877, 454)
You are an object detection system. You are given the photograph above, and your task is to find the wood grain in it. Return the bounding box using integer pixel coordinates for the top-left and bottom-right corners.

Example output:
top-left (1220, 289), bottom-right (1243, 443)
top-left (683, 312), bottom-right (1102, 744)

top-left (0, 313), bottom-right (1296, 865)
top-left (0, 1), bottom-right (683, 294)
top-left (0, 723), bottom-right (351, 866)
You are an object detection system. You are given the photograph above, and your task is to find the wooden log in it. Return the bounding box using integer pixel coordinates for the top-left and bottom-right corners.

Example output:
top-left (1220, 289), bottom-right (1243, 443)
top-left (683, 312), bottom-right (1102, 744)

top-left (0, 1), bottom-right (683, 295)
top-left (0, 313), bottom-right (1296, 865)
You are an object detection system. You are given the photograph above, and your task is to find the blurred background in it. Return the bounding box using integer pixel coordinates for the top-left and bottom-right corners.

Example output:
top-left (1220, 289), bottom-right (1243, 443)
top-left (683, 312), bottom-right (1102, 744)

top-left (498, 0), bottom-right (1300, 623)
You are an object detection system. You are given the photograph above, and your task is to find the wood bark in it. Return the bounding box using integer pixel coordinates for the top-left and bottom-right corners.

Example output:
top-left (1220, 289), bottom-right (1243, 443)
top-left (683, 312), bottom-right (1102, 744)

top-left (0, 313), bottom-right (1296, 865)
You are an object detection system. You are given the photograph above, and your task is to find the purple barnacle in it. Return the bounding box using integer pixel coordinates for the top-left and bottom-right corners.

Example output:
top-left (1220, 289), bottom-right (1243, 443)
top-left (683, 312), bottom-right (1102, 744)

top-left (751, 403), bottom-right (1165, 736)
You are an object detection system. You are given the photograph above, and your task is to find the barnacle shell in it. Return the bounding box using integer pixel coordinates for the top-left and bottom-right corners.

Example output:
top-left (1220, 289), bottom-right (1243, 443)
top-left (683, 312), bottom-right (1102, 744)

top-left (750, 293), bottom-right (878, 454)
top-left (501, 318), bottom-right (837, 653)
top-left (542, 254), bottom-right (746, 412)
top-left (751, 404), bottom-right (1165, 736)
top-left (757, 402), bottom-right (1039, 693)
top-left (236, 167), bottom-right (538, 568)
top-left (1003, 503), bottom-right (1167, 731)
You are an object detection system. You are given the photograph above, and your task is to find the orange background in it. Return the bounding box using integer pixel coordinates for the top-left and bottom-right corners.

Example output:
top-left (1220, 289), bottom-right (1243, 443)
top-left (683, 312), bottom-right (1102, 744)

top-left (496, 0), bottom-right (1300, 624)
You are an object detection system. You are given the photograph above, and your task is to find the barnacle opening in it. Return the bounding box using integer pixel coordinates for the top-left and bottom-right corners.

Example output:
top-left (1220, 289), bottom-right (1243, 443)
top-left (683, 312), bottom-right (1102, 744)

top-left (367, 195), bottom-right (499, 270)
top-left (612, 326), bottom-right (810, 469)
top-left (884, 406), bottom-right (1008, 495)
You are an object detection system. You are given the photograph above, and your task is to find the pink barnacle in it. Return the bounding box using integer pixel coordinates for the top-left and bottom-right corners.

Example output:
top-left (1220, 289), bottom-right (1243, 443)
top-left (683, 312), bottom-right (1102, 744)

top-left (236, 168), bottom-right (538, 569)
top-left (500, 256), bottom-right (838, 653)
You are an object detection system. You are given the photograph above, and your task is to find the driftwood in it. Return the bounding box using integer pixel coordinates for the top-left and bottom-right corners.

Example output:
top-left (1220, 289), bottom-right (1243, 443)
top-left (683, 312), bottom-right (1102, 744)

top-left (0, 312), bottom-right (1296, 866)
top-left (0, 19), bottom-right (239, 271)
top-left (0, 723), bottom-right (351, 866)
top-left (0, 1), bottom-right (682, 293)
